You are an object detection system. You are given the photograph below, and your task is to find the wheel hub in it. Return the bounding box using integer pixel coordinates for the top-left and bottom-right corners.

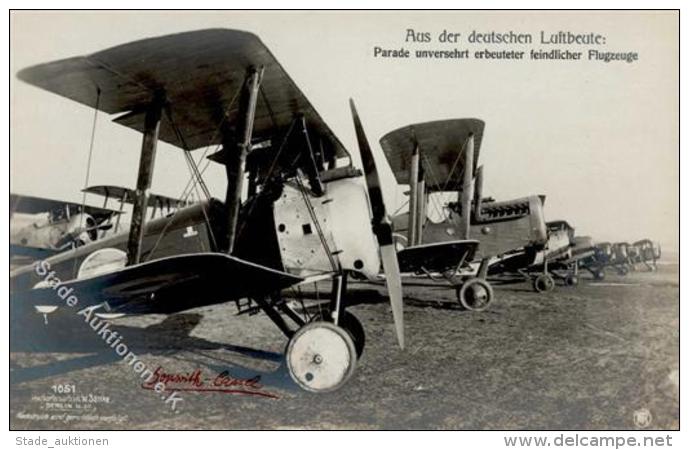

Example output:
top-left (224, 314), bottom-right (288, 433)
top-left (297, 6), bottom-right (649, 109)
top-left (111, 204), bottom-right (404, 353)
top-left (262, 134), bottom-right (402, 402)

top-left (468, 285), bottom-right (488, 306)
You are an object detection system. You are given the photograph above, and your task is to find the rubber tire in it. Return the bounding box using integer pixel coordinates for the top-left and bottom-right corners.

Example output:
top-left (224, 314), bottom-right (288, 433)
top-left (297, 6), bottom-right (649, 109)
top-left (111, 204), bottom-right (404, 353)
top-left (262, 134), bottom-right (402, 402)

top-left (456, 278), bottom-right (494, 311)
top-left (533, 274), bottom-right (555, 293)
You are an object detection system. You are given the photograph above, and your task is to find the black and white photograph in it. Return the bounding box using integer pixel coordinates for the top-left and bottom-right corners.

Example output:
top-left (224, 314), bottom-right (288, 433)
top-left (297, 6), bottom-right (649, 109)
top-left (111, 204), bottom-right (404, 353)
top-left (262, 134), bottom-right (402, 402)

top-left (7, 8), bottom-right (680, 438)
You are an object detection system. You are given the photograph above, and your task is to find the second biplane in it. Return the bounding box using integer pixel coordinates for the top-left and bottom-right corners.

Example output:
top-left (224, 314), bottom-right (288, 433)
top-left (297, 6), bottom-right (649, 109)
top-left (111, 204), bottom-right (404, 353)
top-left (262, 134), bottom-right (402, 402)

top-left (10, 193), bottom-right (120, 264)
top-left (380, 119), bottom-right (550, 303)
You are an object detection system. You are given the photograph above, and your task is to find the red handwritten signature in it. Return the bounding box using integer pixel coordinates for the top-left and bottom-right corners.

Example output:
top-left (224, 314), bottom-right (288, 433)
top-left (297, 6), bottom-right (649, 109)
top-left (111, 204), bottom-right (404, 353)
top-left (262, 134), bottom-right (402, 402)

top-left (142, 366), bottom-right (279, 399)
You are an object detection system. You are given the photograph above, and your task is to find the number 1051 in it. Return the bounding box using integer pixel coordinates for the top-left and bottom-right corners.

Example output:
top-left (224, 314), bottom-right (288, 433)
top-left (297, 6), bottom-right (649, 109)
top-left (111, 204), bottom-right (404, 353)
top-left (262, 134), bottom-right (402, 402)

top-left (51, 384), bottom-right (76, 394)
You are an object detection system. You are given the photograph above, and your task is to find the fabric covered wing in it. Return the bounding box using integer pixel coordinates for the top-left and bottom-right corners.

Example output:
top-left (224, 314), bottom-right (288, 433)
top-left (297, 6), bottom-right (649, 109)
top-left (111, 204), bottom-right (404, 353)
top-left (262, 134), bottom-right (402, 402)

top-left (83, 185), bottom-right (188, 208)
top-left (17, 29), bottom-right (348, 162)
top-left (12, 253), bottom-right (303, 315)
top-left (397, 240), bottom-right (479, 273)
top-left (10, 193), bottom-right (119, 220)
top-left (379, 119), bottom-right (485, 191)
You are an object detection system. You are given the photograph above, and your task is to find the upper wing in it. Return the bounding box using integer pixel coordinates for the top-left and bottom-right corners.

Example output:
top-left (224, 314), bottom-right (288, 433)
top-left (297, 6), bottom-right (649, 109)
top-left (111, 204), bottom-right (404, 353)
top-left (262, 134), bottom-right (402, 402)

top-left (12, 253), bottom-right (303, 316)
top-left (83, 185), bottom-right (189, 208)
top-left (10, 193), bottom-right (119, 221)
top-left (379, 119), bottom-right (485, 191)
top-left (17, 29), bottom-right (348, 165)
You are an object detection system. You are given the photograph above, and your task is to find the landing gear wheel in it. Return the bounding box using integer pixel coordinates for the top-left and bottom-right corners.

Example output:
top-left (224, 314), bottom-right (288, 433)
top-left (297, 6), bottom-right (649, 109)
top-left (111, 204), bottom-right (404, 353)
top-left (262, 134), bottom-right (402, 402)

top-left (593, 270), bottom-right (605, 281)
top-left (617, 266), bottom-right (629, 276)
top-left (286, 321), bottom-right (357, 393)
top-left (311, 310), bottom-right (366, 358)
top-left (533, 274), bottom-right (555, 293)
top-left (565, 275), bottom-right (579, 287)
top-left (456, 278), bottom-right (494, 311)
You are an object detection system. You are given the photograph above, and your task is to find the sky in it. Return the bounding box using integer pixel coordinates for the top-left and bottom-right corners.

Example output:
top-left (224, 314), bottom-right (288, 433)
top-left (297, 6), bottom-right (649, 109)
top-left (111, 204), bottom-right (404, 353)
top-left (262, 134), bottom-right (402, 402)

top-left (9, 11), bottom-right (679, 250)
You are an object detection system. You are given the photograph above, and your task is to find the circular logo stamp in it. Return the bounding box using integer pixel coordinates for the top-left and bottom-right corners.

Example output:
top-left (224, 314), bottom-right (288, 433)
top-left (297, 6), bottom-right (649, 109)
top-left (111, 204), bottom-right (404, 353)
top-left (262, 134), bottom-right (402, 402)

top-left (633, 408), bottom-right (653, 429)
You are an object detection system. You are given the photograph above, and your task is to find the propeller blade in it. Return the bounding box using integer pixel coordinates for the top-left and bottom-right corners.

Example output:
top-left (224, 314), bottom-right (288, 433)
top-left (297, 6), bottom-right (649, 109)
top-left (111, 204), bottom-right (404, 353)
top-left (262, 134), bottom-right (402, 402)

top-left (349, 98), bottom-right (404, 349)
top-left (380, 243), bottom-right (405, 349)
top-left (349, 98), bottom-right (386, 228)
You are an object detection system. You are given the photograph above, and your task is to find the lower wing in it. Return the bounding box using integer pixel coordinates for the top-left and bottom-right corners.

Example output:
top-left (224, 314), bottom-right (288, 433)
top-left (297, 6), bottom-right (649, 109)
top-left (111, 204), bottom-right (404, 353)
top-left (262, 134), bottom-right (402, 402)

top-left (12, 253), bottom-right (303, 316)
top-left (397, 240), bottom-right (479, 274)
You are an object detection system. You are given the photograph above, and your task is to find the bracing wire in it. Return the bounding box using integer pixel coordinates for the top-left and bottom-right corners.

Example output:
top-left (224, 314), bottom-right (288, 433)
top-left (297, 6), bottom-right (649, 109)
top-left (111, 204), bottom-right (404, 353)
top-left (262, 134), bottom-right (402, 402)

top-left (441, 140), bottom-right (467, 194)
top-left (144, 145), bottom-right (218, 262)
top-left (164, 107), bottom-right (212, 201)
top-left (79, 87), bottom-right (101, 232)
top-left (422, 153), bottom-right (450, 222)
top-left (392, 198), bottom-right (410, 217)
top-left (174, 83), bottom-right (244, 205)
top-left (142, 84), bottom-right (245, 260)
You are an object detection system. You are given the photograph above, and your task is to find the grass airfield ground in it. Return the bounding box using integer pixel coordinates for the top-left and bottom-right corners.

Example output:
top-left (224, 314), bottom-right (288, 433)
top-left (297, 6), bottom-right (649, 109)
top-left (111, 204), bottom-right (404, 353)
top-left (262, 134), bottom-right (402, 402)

top-left (10, 262), bottom-right (678, 430)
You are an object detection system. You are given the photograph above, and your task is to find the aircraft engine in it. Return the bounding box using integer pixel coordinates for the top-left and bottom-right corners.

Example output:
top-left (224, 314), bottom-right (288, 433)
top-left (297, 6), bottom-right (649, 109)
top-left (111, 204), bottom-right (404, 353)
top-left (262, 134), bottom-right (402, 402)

top-left (59, 212), bottom-right (98, 248)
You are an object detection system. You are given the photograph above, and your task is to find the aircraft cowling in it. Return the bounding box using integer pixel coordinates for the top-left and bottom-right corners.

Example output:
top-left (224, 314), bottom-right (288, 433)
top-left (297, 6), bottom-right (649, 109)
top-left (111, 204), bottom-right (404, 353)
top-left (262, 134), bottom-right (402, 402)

top-left (273, 179), bottom-right (380, 280)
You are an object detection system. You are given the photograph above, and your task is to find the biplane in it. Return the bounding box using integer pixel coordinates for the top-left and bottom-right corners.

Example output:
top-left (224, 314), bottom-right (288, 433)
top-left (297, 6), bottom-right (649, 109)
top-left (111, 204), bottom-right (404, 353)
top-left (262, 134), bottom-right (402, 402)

top-left (523, 222), bottom-right (605, 288)
top-left (11, 28), bottom-right (408, 393)
top-left (381, 119), bottom-right (550, 304)
top-left (83, 184), bottom-right (190, 234)
top-left (567, 235), bottom-right (598, 278)
top-left (579, 241), bottom-right (614, 279)
top-left (611, 242), bottom-right (633, 275)
top-left (632, 239), bottom-right (661, 271)
top-left (516, 220), bottom-right (579, 291)
top-left (10, 193), bottom-right (120, 264)
top-left (589, 241), bottom-right (636, 275)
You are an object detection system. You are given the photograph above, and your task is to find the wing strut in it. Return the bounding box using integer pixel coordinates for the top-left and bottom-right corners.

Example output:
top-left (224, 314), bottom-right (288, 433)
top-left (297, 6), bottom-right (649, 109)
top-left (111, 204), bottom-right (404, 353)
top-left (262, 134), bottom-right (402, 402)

top-left (126, 92), bottom-right (164, 265)
top-left (407, 142), bottom-right (419, 247)
top-left (459, 134), bottom-right (475, 240)
top-left (224, 67), bottom-right (264, 254)
top-left (415, 169), bottom-right (426, 245)
top-left (474, 165), bottom-right (485, 222)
